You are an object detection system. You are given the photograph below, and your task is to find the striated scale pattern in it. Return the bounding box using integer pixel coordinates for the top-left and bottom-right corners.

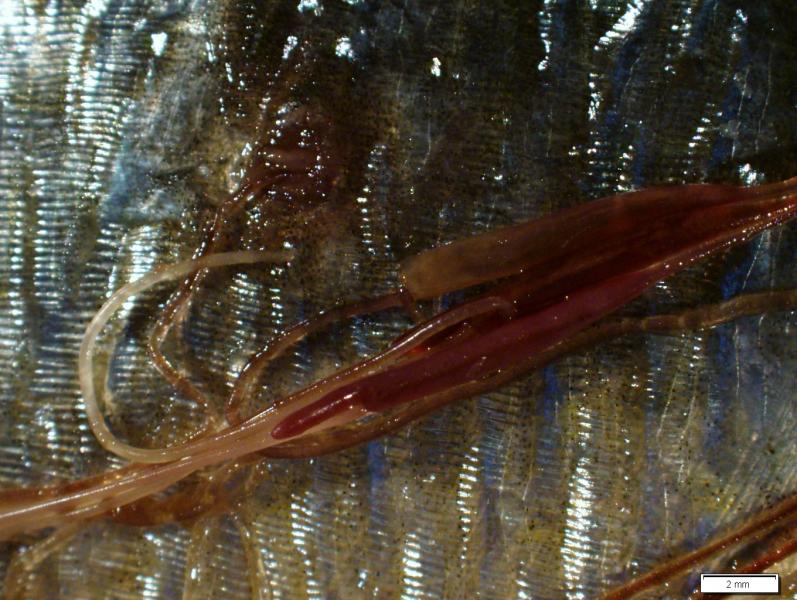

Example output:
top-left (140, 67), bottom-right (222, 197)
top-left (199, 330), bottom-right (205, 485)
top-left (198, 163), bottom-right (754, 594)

top-left (1, 1), bottom-right (797, 599)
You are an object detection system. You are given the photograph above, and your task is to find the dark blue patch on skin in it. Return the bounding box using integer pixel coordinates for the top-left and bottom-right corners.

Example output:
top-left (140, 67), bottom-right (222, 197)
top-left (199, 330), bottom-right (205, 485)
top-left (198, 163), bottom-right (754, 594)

top-left (367, 437), bottom-right (386, 489)
top-left (541, 364), bottom-right (561, 439)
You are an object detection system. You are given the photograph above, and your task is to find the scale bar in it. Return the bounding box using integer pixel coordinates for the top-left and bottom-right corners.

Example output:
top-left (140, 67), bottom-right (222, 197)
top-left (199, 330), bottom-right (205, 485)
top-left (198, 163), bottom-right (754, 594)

top-left (701, 573), bottom-right (779, 595)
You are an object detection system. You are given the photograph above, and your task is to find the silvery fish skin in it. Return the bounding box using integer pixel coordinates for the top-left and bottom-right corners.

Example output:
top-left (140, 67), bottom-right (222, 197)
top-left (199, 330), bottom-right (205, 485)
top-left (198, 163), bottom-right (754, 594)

top-left (1, 1), bottom-right (796, 598)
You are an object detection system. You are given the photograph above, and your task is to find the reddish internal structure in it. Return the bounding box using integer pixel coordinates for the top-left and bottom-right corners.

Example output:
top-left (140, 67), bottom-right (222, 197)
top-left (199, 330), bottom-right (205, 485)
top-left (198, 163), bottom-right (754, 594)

top-left (272, 178), bottom-right (797, 440)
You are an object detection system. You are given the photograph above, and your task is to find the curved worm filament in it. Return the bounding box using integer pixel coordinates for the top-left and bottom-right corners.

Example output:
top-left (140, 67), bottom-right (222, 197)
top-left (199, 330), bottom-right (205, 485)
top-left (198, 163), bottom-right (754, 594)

top-left (3, 176), bottom-right (797, 599)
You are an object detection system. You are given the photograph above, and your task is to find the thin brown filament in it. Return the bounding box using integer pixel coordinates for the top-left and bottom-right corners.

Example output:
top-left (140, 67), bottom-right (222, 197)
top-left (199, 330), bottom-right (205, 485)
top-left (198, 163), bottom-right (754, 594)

top-left (228, 294), bottom-right (517, 442)
top-left (688, 519), bottom-right (797, 599)
top-left (109, 459), bottom-right (252, 526)
top-left (731, 526), bottom-right (797, 576)
top-left (4, 523), bottom-right (82, 600)
top-left (226, 291), bottom-right (406, 426)
top-left (595, 296), bottom-right (797, 600)
top-left (146, 192), bottom-right (251, 432)
top-left (600, 493), bottom-right (797, 600)
top-left (80, 249), bottom-right (293, 463)
top-left (146, 99), bottom-right (344, 437)
top-left (230, 510), bottom-right (271, 599)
